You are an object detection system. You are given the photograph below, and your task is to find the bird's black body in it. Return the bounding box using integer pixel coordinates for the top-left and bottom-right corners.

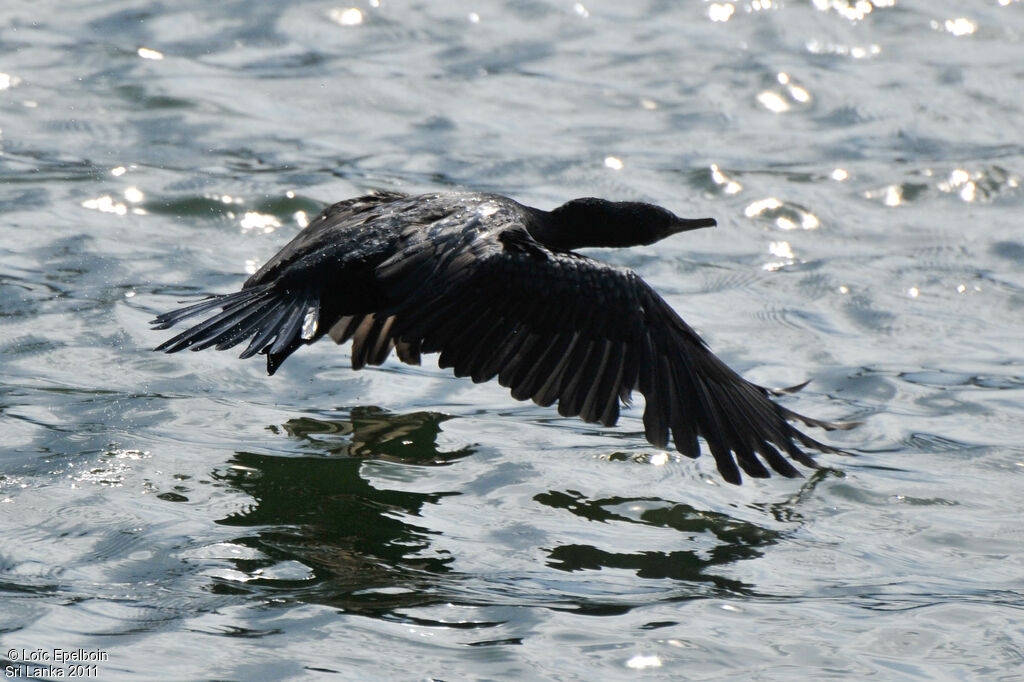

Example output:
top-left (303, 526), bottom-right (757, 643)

top-left (153, 191), bottom-right (852, 484)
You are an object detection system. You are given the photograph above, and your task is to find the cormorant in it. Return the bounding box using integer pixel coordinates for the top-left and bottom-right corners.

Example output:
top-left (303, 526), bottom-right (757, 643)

top-left (153, 191), bottom-right (853, 484)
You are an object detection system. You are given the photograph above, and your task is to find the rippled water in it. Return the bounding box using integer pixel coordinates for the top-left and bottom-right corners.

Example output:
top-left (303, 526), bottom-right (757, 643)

top-left (2, 1), bottom-right (1023, 679)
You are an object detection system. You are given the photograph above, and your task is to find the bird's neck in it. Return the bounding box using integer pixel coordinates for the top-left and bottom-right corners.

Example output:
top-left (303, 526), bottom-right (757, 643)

top-left (528, 209), bottom-right (625, 251)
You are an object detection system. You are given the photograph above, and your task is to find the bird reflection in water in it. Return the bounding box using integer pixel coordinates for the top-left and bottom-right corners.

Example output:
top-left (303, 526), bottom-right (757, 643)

top-left (269, 405), bottom-right (474, 463)
top-left (209, 408), bottom-right (469, 619)
top-left (205, 407), bottom-right (817, 623)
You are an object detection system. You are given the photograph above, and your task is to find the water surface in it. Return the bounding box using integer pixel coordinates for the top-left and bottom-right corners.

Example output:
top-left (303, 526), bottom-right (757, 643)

top-left (2, 1), bottom-right (1023, 679)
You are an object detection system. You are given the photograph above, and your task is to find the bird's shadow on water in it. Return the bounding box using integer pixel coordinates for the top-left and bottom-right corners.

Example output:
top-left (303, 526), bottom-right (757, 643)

top-left (206, 407), bottom-right (815, 624)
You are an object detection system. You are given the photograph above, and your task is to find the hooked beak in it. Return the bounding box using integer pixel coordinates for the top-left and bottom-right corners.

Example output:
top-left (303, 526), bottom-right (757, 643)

top-left (672, 216), bottom-right (716, 234)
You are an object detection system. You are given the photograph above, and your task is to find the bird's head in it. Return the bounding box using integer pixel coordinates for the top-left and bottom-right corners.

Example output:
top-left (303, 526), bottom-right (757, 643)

top-left (545, 198), bottom-right (716, 250)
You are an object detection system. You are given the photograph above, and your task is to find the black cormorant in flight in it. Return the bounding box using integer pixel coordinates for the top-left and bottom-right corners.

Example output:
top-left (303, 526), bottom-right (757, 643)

top-left (153, 191), bottom-right (853, 484)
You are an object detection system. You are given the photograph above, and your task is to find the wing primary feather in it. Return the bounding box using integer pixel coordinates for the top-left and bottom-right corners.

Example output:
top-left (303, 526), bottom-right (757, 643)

top-left (368, 315), bottom-right (395, 365)
top-left (639, 336), bottom-right (670, 449)
top-left (476, 323), bottom-right (529, 383)
top-left (702, 381), bottom-right (771, 479)
top-left (328, 315), bottom-right (362, 345)
top-left (186, 305), bottom-right (272, 352)
top-left (780, 436), bottom-right (823, 469)
top-left (458, 312), bottom-right (527, 382)
top-left (755, 440), bottom-right (801, 478)
top-left (555, 339), bottom-right (596, 418)
top-left (581, 340), bottom-right (621, 426)
top-left (667, 361), bottom-right (700, 459)
top-left (150, 285), bottom-right (271, 329)
top-left (697, 382), bottom-right (747, 481)
top-left (350, 315), bottom-right (383, 370)
top-left (268, 294), bottom-right (311, 356)
top-left (533, 333), bottom-right (583, 408)
top-left (154, 289), bottom-right (275, 352)
top-left (367, 315), bottom-right (398, 366)
top-left (718, 375), bottom-right (817, 471)
top-left (462, 316), bottom-right (517, 382)
top-left (557, 335), bottom-right (601, 411)
top-left (438, 303), bottom-right (503, 375)
top-left (214, 303), bottom-right (282, 350)
top-left (596, 342), bottom-right (627, 427)
top-left (238, 305), bottom-right (291, 359)
top-left (728, 381), bottom-right (825, 475)
top-left (654, 353), bottom-right (678, 450)
top-left (192, 289), bottom-right (291, 352)
top-left (156, 302), bottom-right (252, 353)
top-left (564, 339), bottom-right (610, 421)
top-left (677, 353), bottom-right (741, 481)
top-left (394, 338), bottom-right (422, 365)
top-left (150, 296), bottom-right (222, 329)
top-left (497, 332), bottom-right (547, 391)
top-left (780, 405), bottom-right (861, 432)
top-left (510, 335), bottom-right (564, 402)
top-left (619, 342), bottom-right (640, 405)
top-left (731, 384), bottom-right (807, 464)
top-left (463, 296), bottom-right (536, 383)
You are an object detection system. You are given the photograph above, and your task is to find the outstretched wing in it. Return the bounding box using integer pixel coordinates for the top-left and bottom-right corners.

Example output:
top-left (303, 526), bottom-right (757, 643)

top-left (367, 224), bottom-right (849, 484)
top-left (152, 198), bottom-right (851, 484)
top-left (152, 192), bottom-right (412, 373)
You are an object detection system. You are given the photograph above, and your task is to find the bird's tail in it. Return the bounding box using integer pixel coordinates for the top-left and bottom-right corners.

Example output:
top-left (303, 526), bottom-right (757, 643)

top-left (151, 284), bottom-right (320, 375)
